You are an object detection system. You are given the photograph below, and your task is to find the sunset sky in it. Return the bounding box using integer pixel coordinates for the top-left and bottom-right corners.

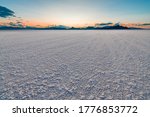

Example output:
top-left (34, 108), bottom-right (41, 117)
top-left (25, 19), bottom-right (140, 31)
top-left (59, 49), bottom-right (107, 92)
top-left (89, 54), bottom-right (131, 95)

top-left (0, 0), bottom-right (150, 28)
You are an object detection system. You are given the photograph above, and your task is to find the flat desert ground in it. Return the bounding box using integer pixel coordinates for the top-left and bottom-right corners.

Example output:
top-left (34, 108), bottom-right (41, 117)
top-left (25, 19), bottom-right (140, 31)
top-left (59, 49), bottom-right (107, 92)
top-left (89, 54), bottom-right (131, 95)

top-left (0, 30), bottom-right (150, 99)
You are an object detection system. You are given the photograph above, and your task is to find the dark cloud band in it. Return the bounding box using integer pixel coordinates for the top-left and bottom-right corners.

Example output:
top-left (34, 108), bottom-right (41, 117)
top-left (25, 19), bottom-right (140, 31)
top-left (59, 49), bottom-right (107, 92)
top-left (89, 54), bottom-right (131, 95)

top-left (141, 23), bottom-right (150, 26)
top-left (0, 6), bottom-right (15, 18)
top-left (95, 22), bottom-right (113, 26)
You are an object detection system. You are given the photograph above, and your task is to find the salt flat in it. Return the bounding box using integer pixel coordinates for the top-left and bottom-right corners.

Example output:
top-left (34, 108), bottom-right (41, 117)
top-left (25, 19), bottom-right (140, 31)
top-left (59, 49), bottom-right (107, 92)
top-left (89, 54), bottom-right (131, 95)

top-left (0, 30), bottom-right (150, 99)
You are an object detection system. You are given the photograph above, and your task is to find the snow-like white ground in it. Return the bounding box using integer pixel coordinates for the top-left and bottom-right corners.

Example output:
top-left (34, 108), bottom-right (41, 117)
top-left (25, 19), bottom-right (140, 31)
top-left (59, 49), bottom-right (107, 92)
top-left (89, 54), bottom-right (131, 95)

top-left (0, 30), bottom-right (150, 100)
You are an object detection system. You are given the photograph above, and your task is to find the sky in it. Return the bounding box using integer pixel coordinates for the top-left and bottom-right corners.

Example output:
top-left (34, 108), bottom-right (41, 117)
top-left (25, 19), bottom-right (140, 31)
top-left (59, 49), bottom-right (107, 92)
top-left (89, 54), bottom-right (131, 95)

top-left (0, 0), bottom-right (150, 28)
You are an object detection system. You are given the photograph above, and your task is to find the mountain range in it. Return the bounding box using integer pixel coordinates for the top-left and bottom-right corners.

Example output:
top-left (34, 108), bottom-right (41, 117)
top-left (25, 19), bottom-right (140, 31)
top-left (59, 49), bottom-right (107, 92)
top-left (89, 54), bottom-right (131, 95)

top-left (0, 23), bottom-right (143, 30)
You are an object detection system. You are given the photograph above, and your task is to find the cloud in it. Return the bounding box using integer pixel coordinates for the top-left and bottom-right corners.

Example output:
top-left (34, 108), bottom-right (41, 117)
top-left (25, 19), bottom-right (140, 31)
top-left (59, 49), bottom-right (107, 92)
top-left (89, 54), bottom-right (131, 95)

top-left (98, 22), bottom-right (113, 26)
top-left (95, 22), bottom-right (113, 26)
top-left (8, 21), bottom-right (24, 27)
top-left (95, 22), bottom-right (113, 27)
top-left (0, 6), bottom-right (15, 18)
top-left (138, 23), bottom-right (150, 26)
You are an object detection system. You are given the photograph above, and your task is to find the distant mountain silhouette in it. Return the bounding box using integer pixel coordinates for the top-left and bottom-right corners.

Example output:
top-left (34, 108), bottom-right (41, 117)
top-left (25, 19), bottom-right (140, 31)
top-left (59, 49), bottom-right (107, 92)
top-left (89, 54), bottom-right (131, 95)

top-left (48, 25), bottom-right (70, 29)
top-left (84, 23), bottom-right (129, 30)
top-left (84, 23), bottom-right (142, 30)
top-left (101, 23), bottom-right (129, 29)
top-left (0, 23), bottom-right (143, 30)
top-left (0, 26), bottom-right (23, 30)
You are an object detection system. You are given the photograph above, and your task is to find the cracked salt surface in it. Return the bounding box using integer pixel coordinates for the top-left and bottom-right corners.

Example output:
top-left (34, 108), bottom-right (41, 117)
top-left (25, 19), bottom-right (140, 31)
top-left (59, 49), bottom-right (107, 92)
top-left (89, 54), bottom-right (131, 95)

top-left (0, 30), bottom-right (150, 100)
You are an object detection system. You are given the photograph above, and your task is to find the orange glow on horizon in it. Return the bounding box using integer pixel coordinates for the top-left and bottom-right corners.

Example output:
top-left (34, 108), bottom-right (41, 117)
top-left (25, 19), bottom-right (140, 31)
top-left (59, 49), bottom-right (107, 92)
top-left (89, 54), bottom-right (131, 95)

top-left (0, 17), bottom-right (150, 29)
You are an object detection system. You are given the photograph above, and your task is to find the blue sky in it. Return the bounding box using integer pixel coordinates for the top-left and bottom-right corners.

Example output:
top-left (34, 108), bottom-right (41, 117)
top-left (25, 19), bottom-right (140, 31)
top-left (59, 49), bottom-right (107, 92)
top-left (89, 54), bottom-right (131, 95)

top-left (0, 0), bottom-right (150, 27)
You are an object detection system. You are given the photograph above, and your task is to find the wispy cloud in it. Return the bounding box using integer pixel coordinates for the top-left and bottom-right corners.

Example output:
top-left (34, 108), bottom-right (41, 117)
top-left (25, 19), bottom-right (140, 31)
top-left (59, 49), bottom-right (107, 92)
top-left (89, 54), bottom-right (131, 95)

top-left (95, 22), bottom-right (113, 26)
top-left (8, 21), bottom-right (23, 28)
top-left (138, 23), bottom-right (150, 26)
top-left (0, 6), bottom-right (15, 18)
top-left (95, 22), bottom-right (113, 27)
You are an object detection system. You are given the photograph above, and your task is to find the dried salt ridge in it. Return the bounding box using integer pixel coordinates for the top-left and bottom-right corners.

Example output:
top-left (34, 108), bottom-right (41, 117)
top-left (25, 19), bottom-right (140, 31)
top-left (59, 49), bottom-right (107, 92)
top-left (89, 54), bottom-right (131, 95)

top-left (0, 30), bottom-right (150, 100)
